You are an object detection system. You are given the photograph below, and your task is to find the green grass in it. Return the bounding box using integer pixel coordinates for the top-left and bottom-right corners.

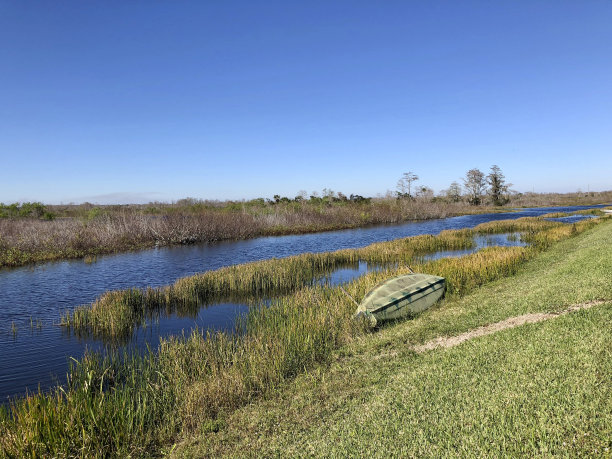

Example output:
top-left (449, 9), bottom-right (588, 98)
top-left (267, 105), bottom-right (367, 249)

top-left (186, 305), bottom-right (611, 458)
top-left (171, 218), bottom-right (612, 458)
top-left (1, 217), bottom-right (609, 458)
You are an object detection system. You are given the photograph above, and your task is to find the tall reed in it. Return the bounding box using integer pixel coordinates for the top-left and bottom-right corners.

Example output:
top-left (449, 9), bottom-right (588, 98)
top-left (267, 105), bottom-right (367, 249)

top-left (61, 229), bottom-right (477, 339)
top-left (61, 216), bottom-right (605, 340)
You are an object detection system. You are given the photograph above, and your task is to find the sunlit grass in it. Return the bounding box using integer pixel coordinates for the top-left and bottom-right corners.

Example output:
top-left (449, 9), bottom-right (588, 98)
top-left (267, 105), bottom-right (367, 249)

top-left (198, 304), bottom-right (612, 458)
top-left (171, 217), bottom-right (612, 458)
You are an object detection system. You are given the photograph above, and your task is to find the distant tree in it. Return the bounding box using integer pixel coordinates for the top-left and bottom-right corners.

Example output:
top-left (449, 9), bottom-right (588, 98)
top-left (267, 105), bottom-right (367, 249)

top-left (176, 197), bottom-right (202, 207)
top-left (250, 198), bottom-right (266, 206)
top-left (272, 195), bottom-right (291, 204)
top-left (487, 165), bottom-right (510, 206)
top-left (446, 181), bottom-right (462, 202)
top-left (396, 172), bottom-right (419, 199)
top-left (349, 194), bottom-right (370, 203)
top-left (322, 188), bottom-right (335, 199)
top-left (309, 191), bottom-right (322, 203)
top-left (0, 202), bottom-right (50, 219)
top-left (463, 168), bottom-right (487, 205)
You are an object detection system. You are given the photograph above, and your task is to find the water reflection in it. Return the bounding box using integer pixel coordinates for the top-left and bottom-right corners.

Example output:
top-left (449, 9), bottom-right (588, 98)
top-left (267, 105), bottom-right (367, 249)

top-left (421, 233), bottom-right (526, 261)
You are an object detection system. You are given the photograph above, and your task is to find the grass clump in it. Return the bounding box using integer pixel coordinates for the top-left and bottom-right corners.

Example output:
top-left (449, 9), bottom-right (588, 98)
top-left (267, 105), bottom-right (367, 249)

top-left (61, 216), bottom-right (601, 340)
top-left (61, 228), bottom-right (477, 339)
top-left (0, 351), bottom-right (178, 458)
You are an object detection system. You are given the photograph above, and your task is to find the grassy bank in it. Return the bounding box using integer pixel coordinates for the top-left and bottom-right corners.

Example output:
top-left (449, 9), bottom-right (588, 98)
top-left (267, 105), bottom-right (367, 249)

top-left (184, 305), bottom-right (611, 457)
top-left (173, 217), bottom-right (612, 458)
top-left (0, 217), bottom-right (609, 457)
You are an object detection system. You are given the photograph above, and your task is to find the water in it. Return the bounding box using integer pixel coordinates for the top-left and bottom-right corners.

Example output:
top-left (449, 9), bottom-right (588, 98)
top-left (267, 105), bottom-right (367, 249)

top-left (545, 214), bottom-right (598, 224)
top-left (0, 204), bottom-right (606, 401)
top-left (421, 233), bottom-right (526, 261)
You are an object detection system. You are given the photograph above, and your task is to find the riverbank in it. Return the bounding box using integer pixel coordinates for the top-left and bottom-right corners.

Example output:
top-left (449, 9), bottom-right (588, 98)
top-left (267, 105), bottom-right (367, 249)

top-left (1, 215), bottom-right (609, 457)
top-left (1, 197), bottom-right (609, 269)
top-left (173, 216), bottom-right (612, 457)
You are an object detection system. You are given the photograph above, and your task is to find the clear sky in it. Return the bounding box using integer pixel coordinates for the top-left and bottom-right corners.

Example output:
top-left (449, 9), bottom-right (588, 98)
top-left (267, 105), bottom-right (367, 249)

top-left (1, 1), bottom-right (611, 204)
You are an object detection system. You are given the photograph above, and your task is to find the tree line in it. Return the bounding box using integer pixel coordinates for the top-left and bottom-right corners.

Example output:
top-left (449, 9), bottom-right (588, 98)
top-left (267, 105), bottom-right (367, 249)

top-left (397, 165), bottom-right (511, 206)
top-left (0, 202), bottom-right (55, 219)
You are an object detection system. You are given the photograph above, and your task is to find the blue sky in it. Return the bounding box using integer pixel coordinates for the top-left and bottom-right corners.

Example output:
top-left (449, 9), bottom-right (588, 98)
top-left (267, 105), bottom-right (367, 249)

top-left (1, 1), bottom-right (611, 204)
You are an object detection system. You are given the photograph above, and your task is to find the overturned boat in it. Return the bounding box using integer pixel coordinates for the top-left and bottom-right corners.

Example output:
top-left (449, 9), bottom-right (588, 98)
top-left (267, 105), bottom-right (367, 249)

top-left (354, 273), bottom-right (445, 326)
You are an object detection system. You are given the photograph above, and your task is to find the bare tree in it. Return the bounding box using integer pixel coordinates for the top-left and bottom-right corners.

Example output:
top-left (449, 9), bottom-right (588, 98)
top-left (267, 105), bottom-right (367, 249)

top-left (487, 165), bottom-right (510, 206)
top-left (463, 168), bottom-right (486, 205)
top-left (396, 172), bottom-right (419, 199)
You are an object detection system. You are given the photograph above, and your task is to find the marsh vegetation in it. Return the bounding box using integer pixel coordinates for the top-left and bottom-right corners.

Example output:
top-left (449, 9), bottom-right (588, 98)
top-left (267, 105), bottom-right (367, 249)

top-left (1, 213), bottom-right (608, 457)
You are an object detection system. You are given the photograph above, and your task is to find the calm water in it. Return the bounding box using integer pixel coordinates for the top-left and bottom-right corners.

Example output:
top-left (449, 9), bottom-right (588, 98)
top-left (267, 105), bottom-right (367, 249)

top-left (0, 205), bottom-right (606, 401)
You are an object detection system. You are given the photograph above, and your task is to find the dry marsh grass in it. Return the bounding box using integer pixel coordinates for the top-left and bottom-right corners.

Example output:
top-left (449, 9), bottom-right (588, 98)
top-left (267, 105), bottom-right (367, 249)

top-left (0, 200), bottom-right (476, 268)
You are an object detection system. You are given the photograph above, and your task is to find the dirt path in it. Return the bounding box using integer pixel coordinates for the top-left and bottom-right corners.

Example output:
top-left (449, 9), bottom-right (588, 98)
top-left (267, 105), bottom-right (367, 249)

top-left (413, 299), bottom-right (610, 353)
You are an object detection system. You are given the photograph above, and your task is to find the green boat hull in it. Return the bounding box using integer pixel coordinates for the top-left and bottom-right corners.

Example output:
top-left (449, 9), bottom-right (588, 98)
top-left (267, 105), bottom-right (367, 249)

top-left (354, 273), bottom-right (445, 326)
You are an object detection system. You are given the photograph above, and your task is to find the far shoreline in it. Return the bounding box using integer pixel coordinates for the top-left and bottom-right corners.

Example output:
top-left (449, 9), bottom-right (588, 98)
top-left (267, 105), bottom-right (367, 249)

top-left (1, 197), bottom-right (610, 270)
